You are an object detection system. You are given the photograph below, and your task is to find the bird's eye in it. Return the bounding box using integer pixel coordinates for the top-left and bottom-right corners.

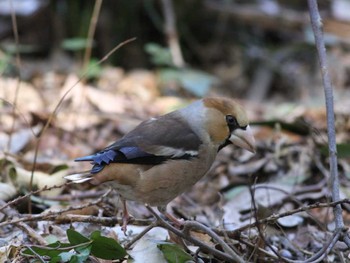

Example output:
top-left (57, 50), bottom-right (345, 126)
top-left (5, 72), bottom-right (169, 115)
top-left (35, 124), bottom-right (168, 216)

top-left (226, 115), bottom-right (238, 128)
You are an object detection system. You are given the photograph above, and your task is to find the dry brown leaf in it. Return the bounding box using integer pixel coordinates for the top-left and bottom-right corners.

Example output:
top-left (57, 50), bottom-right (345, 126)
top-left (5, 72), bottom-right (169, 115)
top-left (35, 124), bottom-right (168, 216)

top-left (0, 77), bottom-right (44, 113)
top-left (55, 112), bottom-right (102, 131)
top-left (117, 70), bottom-right (159, 101)
top-left (85, 86), bottom-right (125, 113)
top-left (97, 66), bottom-right (125, 91)
top-left (0, 125), bottom-right (41, 154)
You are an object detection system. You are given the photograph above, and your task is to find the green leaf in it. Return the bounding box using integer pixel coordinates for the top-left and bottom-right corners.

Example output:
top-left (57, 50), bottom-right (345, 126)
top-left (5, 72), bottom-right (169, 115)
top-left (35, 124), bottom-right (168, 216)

top-left (179, 69), bottom-right (218, 97)
top-left (157, 242), bottom-right (193, 263)
top-left (61, 38), bottom-right (90, 51)
top-left (90, 231), bottom-right (127, 260)
top-left (145, 43), bottom-right (173, 66)
top-left (319, 143), bottom-right (350, 158)
top-left (159, 68), bottom-right (217, 97)
top-left (67, 229), bottom-right (90, 245)
top-left (83, 58), bottom-right (102, 79)
top-left (66, 229), bottom-right (92, 255)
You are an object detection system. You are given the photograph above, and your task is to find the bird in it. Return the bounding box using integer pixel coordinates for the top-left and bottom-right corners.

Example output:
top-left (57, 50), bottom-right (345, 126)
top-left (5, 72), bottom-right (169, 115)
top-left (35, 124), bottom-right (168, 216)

top-left (66, 97), bottom-right (255, 232)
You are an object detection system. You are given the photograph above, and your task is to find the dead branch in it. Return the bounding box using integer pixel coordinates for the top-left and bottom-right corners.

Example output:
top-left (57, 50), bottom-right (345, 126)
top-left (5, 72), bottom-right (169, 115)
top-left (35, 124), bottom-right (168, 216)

top-left (145, 205), bottom-right (244, 263)
top-left (308, 0), bottom-right (350, 248)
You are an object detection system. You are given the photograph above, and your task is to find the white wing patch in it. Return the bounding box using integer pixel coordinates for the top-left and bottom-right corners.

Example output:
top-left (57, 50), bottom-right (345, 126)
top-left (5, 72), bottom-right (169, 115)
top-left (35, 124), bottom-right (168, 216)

top-left (146, 145), bottom-right (198, 157)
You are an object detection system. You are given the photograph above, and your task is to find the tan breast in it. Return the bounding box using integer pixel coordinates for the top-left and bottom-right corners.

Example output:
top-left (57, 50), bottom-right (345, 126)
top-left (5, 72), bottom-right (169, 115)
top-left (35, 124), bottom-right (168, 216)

top-left (92, 144), bottom-right (218, 207)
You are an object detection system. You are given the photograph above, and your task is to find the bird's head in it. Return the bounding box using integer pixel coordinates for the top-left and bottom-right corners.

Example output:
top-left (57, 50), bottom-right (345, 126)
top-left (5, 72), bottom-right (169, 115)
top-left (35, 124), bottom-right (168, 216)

top-left (201, 97), bottom-right (255, 153)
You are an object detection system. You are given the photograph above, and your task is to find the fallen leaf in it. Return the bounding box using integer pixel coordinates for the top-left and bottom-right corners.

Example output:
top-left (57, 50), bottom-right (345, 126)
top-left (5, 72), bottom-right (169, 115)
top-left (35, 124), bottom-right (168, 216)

top-left (0, 77), bottom-right (44, 113)
top-left (13, 167), bottom-right (67, 197)
top-left (0, 125), bottom-right (41, 154)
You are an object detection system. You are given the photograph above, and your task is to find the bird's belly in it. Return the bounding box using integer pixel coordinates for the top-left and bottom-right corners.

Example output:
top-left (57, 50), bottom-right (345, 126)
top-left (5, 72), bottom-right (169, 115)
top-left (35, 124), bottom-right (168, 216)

top-left (104, 148), bottom-right (217, 207)
top-left (134, 158), bottom-right (215, 206)
top-left (108, 182), bottom-right (139, 201)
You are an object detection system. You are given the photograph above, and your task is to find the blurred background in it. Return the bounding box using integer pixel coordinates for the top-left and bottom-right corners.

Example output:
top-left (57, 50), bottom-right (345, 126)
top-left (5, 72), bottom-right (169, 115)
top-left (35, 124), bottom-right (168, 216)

top-left (1, 0), bottom-right (350, 103)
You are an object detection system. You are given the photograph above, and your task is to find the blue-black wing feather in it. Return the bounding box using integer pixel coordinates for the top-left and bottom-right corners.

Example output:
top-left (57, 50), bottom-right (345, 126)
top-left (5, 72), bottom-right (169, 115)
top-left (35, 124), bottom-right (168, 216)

top-left (75, 146), bottom-right (169, 174)
top-left (75, 112), bottom-right (201, 174)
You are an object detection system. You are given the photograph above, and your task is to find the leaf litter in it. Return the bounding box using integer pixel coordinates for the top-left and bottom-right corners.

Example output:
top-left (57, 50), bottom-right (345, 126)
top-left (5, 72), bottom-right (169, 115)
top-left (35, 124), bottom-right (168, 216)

top-left (0, 68), bottom-right (350, 262)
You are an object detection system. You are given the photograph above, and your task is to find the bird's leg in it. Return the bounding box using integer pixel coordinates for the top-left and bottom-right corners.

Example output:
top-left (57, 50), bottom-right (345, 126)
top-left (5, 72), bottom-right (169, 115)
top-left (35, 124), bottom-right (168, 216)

top-left (158, 206), bottom-right (184, 228)
top-left (121, 198), bottom-right (133, 234)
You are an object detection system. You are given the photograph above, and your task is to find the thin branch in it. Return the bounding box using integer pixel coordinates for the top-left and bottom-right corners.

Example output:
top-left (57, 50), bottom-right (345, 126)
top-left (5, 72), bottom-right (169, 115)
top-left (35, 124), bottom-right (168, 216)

top-left (23, 245), bottom-right (46, 263)
top-left (183, 220), bottom-right (243, 262)
top-left (307, 0), bottom-right (350, 248)
top-left (227, 198), bottom-right (350, 235)
top-left (83, 0), bottom-right (103, 70)
top-left (161, 0), bottom-right (185, 67)
top-left (248, 185), bottom-right (346, 263)
top-left (125, 222), bottom-right (157, 249)
top-left (0, 189), bottom-right (112, 228)
top-left (17, 222), bottom-right (47, 245)
top-left (145, 205), bottom-right (244, 262)
top-left (249, 182), bottom-right (285, 262)
top-left (307, 0), bottom-right (342, 229)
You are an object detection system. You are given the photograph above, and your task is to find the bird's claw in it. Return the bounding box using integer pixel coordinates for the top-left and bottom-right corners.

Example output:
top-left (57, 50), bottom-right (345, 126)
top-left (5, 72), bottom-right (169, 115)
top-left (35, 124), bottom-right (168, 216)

top-left (121, 213), bottom-right (134, 235)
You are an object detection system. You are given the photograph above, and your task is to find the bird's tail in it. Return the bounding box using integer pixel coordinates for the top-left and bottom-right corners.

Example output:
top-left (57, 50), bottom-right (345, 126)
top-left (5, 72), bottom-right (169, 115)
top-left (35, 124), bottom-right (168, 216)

top-left (65, 171), bottom-right (92, 183)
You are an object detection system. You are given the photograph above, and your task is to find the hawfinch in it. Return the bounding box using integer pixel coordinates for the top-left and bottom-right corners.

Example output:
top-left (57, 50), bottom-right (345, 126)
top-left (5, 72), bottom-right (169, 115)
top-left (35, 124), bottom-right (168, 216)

top-left (66, 97), bottom-right (255, 230)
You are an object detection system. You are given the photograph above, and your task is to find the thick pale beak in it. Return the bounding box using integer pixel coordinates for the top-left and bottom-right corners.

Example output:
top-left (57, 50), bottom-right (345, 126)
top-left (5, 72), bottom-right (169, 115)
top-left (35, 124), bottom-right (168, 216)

top-left (229, 125), bottom-right (256, 153)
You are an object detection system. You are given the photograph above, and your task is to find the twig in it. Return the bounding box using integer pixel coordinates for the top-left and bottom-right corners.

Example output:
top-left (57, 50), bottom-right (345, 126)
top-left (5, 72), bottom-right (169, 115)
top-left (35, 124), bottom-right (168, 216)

top-left (249, 184), bottom-right (345, 263)
top-left (54, 214), bottom-right (151, 227)
top-left (83, 0), bottom-right (103, 70)
top-left (239, 238), bottom-right (278, 260)
top-left (307, 0), bottom-right (350, 247)
top-left (253, 184), bottom-right (326, 230)
top-left (124, 222), bottom-right (157, 249)
top-left (0, 200), bottom-right (46, 245)
top-left (99, 38), bottom-right (136, 63)
top-left (17, 222), bottom-right (47, 246)
top-left (0, 189), bottom-right (112, 228)
top-left (0, 182), bottom-right (71, 213)
top-left (42, 190), bottom-right (106, 201)
top-left (183, 220), bottom-right (243, 262)
top-left (249, 182), bottom-right (285, 262)
top-left (226, 198), bottom-right (350, 235)
top-left (303, 228), bottom-right (342, 263)
top-left (23, 245), bottom-right (45, 263)
top-left (161, 0), bottom-right (185, 67)
top-left (25, 240), bottom-right (93, 252)
top-left (145, 205), bottom-right (243, 262)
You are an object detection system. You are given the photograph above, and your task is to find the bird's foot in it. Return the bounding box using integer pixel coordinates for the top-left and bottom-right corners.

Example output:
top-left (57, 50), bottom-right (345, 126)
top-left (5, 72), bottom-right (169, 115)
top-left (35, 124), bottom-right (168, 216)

top-left (163, 212), bottom-right (184, 228)
top-left (121, 213), bottom-right (134, 235)
top-left (121, 199), bottom-right (134, 235)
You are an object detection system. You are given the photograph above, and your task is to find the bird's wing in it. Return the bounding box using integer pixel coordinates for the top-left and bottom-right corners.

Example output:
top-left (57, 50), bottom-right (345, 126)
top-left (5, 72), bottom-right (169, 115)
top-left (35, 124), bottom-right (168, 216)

top-left (75, 112), bottom-right (202, 173)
